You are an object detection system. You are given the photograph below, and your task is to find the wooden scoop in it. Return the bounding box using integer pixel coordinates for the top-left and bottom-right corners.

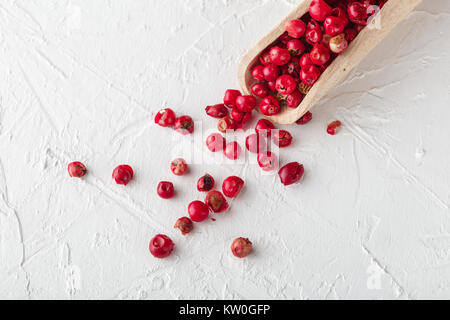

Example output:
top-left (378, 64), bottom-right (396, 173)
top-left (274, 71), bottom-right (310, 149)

top-left (238, 0), bottom-right (423, 125)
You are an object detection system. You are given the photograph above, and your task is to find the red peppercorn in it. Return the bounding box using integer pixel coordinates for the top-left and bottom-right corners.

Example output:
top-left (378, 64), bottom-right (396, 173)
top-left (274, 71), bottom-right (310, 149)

top-left (348, 2), bottom-right (368, 25)
top-left (157, 181), bottom-right (175, 199)
top-left (224, 141), bottom-right (242, 160)
top-left (206, 133), bottom-right (226, 152)
top-left (174, 217), bottom-right (194, 235)
top-left (269, 46), bottom-right (291, 66)
top-left (231, 237), bottom-right (253, 258)
top-left (321, 33), bottom-right (332, 47)
top-left (327, 120), bottom-right (342, 135)
top-left (174, 115), bottom-right (194, 135)
top-left (282, 57), bottom-right (301, 78)
top-left (206, 104), bottom-right (228, 119)
top-left (218, 116), bottom-right (236, 133)
top-left (230, 107), bottom-right (245, 122)
top-left (272, 130), bottom-right (293, 148)
top-left (286, 39), bottom-right (305, 56)
top-left (305, 20), bottom-right (323, 45)
top-left (344, 27), bottom-right (358, 42)
top-left (68, 161), bottom-right (87, 178)
top-left (310, 44), bottom-right (331, 66)
top-left (112, 165), bottom-right (134, 186)
top-left (300, 64), bottom-right (321, 86)
top-left (264, 64), bottom-right (280, 81)
top-left (239, 112), bottom-right (253, 129)
top-left (149, 234), bottom-right (174, 258)
top-left (332, 6), bottom-right (349, 26)
top-left (355, 23), bottom-right (365, 34)
top-left (223, 89), bottom-right (241, 108)
top-left (300, 53), bottom-right (313, 69)
top-left (222, 176), bottom-right (245, 198)
top-left (246, 133), bottom-right (267, 154)
top-left (318, 58), bottom-right (333, 73)
top-left (154, 108), bottom-right (176, 127)
top-left (286, 90), bottom-right (303, 109)
top-left (285, 19), bottom-right (306, 38)
top-left (278, 162), bottom-right (305, 186)
top-left (170, 158), bottom-right (188, 176)
top-left (251, 65), bottom-right (265, 81)
top-left (205, 190), bottom-right (229, 213)
top-left (275, 74), bottom-right (297, 95)
top-left (279, 32), bottom-right (292, 45)
top-left (235, 95), bottom-right (257, 113)
top-left (296, 111), bottom-right (313, 125)
top-left (324, 16), bottom-right (347, 36)
top-left (188, 200), bottom-right (209, 222)
top-left (259, 96), bottom-right (280, 116)
top-left (197, 174), bottom-right (215, 192)
top-left (251, 83), bottom-right (269, 98)
top-left (309, 0), bottom-right (332, 22)
top-left (267, 80), bottom-right (277, 92)
top-left (255, 119), bottom-right (276, 136)
top-left (257, 151), bottom-right (278, 172)
top-left (329, 34), bottom-right (348, 54)
top-left (259, 50), bottom-right (271, 65)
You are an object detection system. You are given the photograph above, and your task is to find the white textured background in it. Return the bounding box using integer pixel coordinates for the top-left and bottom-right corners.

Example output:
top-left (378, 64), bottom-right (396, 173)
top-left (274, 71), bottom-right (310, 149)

top-left (0, 0), bottom-right (449, 300)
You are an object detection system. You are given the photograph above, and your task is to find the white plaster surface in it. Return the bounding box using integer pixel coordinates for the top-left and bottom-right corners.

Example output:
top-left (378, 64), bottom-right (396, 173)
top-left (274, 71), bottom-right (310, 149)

top-left (0, 0), bottom-right (450, 300)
